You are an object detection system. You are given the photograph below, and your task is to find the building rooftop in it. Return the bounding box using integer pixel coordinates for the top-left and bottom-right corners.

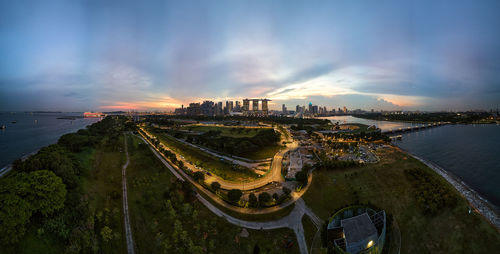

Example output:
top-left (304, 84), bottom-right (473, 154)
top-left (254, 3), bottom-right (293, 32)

top-left (340, 213), bottom-right (377, 244)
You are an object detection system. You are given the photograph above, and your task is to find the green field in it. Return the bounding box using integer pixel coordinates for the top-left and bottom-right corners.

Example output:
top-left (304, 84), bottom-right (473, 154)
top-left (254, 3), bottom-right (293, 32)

top-left (302, 147), bottom-right (500, 253)
top-left (181, 125), bottom-right (269, 138)
top-left (150, 129), bottom-right (259, 182)
top-left (126, 135), bottom-right (299, 254)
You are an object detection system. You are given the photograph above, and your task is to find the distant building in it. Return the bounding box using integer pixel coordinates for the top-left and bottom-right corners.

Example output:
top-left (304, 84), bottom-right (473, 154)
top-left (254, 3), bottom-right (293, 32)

top-left (282, 104), bottom-right (287, 114)
top-left (187, 103), bottom-right (201, 116)
top-left (252, 99), bottom-right (259, 111)
top-left (243, 99), bottom-right (250, 111)
top-left (235, 101), bottom-right (241, 111)
top-left (261, 99), bottom-right (270, 114)
top-left (84, 112), bottom-right (105, 118)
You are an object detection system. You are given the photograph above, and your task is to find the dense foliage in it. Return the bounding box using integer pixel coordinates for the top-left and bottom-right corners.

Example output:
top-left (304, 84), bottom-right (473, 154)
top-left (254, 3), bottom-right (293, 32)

top-left (0, 115), bottom-right (133, 252)
top-left (404, 168), bottom-right (457, 214)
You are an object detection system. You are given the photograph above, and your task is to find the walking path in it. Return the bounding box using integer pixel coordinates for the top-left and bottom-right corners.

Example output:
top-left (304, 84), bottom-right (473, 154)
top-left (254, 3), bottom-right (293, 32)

top-left (137, 133), bottom-right (320, 253)
top-left (122, 136), bottom-right (135, 254)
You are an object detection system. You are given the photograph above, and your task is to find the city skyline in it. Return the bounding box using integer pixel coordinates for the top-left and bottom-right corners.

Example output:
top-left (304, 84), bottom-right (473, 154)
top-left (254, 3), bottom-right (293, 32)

top-left (2, 0), bottom-right (500, 112)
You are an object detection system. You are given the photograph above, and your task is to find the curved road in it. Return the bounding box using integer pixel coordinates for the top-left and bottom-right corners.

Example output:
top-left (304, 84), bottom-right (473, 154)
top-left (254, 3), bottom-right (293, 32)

top-left (137, 133), bottom-right (320, 254)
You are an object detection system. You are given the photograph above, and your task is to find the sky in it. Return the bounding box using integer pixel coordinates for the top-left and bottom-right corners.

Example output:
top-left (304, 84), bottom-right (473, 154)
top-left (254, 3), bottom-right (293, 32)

top-left (1, 0), bottom-right (500, 112)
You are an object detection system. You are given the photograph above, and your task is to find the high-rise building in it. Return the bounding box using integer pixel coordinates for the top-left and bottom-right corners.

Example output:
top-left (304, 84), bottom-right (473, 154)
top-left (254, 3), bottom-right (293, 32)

top-left (312, 105), bottom-right (318, 114)
top-left (296, 105), bottom-right (301, 113)
top-left (215, 102), bottom-right (223, 116)
top-left (343, 106), bottom-right (348, 113)
top-left (235, 101), bottom-right (241, 111)
top-left (262, 99), bottom-right (270, 114)
top-left (243, 99), bottom-right (250, 111)
top-left (187, 103), bottom-right (201, 116)
top-left (225, 101), bottom-right (233, 114)
top-left (308, 102), bottom-right (313, 113)
top-left (282, 104), bottom-right (287, 113)
top-left (252, 99), bottom-right (259, 111)
top-left (201, 101), bottom-right (215, 116)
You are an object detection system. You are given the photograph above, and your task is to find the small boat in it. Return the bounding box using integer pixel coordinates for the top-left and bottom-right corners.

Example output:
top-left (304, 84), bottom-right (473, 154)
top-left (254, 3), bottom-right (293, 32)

top-left (0, 125), bottom-right (5, 129)
top-left (34, 119), bottom-right (38, 124)
top-left (11, 121), bottom-right (17, 124)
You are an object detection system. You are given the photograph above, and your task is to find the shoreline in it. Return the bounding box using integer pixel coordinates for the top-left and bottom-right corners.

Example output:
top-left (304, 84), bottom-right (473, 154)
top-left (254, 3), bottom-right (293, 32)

top-left (396, 145), bottom-right (500, 231)
top-left (0, 149), bottom-right (41, 177)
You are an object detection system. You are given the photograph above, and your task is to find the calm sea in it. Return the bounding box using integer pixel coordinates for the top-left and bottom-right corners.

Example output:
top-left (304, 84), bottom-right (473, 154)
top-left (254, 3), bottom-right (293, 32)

top-left (0, 112), bottom-right (100, 169)
top-left (324, 116), bottom-right (500, 208)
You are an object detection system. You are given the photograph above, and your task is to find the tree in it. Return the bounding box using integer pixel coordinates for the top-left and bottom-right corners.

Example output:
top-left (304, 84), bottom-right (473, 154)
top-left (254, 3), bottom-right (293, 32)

top-left (282, 186), bottom-right (291, 196)
top-left (193, 171), bottom-right (205, 182)
top-left (272, 193), bottom-right (279, 201)
top-left (295, 171), bottom-right (308, 186)
top-left (211, 181), bottom-right (221, 192)
top-left (101, 226), bottom-right (113, 242)
top-left (227, 189), bottom-right (242, 203)
top-left (258, 192), bottom-right (271, 206)
top-left (26, 170), bottom-right (67, 216)
top-left (0, 193), bottom-right (33, 244)
top-left (248, 193), bottom-right (258, 207)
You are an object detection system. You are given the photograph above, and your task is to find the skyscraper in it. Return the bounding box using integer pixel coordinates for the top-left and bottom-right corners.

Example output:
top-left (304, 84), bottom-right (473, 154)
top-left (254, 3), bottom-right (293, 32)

top-left (243, 99), bottom-right (250, 111)
top-left (262, 99), bottom-right (270, 114)
top-left (282, 104), bottom-right (287, 113)
top-left (252, 99), bottom-right (259, 111)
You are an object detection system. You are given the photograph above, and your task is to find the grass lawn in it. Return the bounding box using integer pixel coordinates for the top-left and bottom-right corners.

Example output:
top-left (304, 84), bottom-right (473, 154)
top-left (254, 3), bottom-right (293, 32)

top-left (151, 129), bottom-right (259, 182)
top-left (181, 125), bottom-right (269, 138)
top-left (126, 134), bottom-right (300, 254)
top-left (245, 144), bottom-right (282, 160)
top-left (302, 215), bottom-right (317, 251)
top-left (302, 146), bottom-right (500, 253)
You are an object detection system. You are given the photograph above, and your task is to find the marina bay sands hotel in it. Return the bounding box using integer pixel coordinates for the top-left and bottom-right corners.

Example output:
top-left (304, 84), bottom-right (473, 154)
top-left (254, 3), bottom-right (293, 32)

top-left (242, 98), bottom-right (271, 114)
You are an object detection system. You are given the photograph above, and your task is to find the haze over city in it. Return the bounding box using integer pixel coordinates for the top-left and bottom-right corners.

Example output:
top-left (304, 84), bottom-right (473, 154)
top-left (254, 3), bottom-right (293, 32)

top-left (1, 0), bottom-right (500, 111)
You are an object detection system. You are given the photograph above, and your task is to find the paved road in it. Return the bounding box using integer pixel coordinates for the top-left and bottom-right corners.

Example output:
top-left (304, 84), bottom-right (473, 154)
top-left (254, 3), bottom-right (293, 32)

top-left (122, 136), bottom-right (135, 254)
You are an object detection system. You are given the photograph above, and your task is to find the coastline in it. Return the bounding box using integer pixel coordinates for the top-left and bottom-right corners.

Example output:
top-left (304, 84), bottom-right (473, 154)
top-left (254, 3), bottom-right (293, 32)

top-left (0, 149), bottom-right (41, 177)
top-left (396, 145), bottom-right (500, 231)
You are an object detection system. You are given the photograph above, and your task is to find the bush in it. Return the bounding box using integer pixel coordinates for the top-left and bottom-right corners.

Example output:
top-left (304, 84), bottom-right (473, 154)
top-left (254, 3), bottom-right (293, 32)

top-left (295, 171), bottom-right (308, 186)
top-left (282, 187), bottom-right (291, 196)
top-left (258, 192), bottom-right (271, 206)
top-left (227, 189), bottom-right (242, 203)
top-left (193, 171), bottom-right (205, 182)
top-left (248, 193), bottom-right (258, 208)
top-left (272, 193), bottom-right (279, 201)
top-left (211, 181), bottom-right (221, 192)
